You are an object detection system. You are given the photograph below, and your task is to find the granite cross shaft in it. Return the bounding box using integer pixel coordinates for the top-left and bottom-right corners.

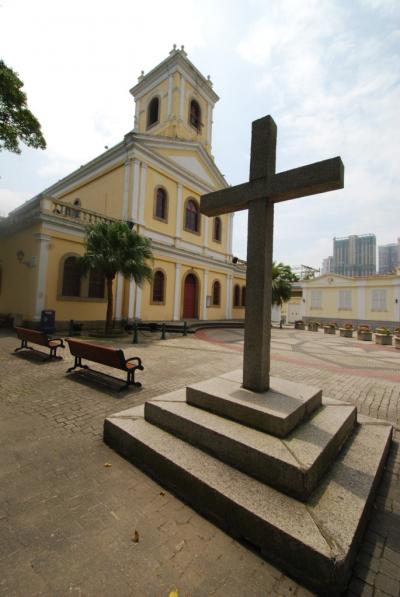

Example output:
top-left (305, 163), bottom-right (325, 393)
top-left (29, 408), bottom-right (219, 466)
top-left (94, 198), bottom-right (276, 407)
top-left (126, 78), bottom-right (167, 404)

top-left (201, 115), bottom-right (344, 393)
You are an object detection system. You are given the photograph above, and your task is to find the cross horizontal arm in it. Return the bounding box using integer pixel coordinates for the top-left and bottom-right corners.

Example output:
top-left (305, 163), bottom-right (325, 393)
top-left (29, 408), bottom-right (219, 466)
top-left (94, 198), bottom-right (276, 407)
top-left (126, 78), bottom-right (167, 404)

top-left (201, 157), bottom-right (344, 217)
top-left (269, 157), bottom-right (344, 204)
top-left (200, 178), bottom-right (269, 217)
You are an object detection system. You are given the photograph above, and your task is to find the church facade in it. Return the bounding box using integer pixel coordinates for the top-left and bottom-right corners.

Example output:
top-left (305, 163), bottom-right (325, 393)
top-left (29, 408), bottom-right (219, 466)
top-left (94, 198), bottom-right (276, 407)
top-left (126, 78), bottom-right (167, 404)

top-left (0, 47), bottom-right (246, 328)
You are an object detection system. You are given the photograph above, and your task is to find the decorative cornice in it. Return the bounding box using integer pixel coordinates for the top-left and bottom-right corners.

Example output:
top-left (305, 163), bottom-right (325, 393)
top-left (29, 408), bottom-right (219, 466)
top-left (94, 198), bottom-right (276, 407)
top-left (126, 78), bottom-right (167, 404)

top-left (151, 239), bottom-right (236, 274)
top-left (301, 275), bottom-right (399, 287)
top-left (6, 130), bottom-right (228, 225)
top-left (130, 50), bottom-right (219, 105)
top-left (133, 138), bottom-right (227, 193)
top-left (136, 133), bottom-right (228, 188)
top-left (7, 140), bottom-right (132, 219)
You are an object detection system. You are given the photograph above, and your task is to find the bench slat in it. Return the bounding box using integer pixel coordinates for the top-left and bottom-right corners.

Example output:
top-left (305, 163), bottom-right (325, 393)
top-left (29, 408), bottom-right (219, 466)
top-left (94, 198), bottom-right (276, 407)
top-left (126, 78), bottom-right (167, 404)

top-left (15, 327), bottom-right (48, 347)
top-left (66, 339), bottom-right (126, 369)
top-left (66, 338), bottom-right (143, 391)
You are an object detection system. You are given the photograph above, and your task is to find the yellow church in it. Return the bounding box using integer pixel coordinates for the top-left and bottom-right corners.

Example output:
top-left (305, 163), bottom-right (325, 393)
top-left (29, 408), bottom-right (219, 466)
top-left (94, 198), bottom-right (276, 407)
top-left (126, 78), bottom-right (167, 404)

top-left (0, 47), bottom-right (247, 329)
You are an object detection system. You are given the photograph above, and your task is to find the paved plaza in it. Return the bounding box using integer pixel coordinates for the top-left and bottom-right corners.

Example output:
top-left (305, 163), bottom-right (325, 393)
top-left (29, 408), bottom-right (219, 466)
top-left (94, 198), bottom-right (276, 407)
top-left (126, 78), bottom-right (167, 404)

top-left (0, 327), bottom-right (399, 596)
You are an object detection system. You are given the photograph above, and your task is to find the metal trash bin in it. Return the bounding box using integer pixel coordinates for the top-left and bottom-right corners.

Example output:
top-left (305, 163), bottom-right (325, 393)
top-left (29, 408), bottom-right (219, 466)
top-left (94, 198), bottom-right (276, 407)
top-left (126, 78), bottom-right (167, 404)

top-left (40, 309), bottom-right (56, 334)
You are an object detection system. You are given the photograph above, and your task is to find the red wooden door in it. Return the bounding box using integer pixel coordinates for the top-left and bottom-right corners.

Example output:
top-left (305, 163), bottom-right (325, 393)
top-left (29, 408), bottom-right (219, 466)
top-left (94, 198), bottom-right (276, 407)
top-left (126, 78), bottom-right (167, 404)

top-left (183, 274), bottom-right (197, 319)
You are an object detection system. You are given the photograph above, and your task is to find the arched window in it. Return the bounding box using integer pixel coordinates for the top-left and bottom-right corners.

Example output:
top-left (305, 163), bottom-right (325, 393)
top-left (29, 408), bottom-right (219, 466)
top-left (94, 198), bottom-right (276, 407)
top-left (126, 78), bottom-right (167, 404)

top-left (241, 286), bottom-right (246, 307)
top-left (213, 217), bottom-right (222, 242)
top-left (189, 99), bottom-right (201, 132)
top-left (154, 187), bottom-right (168, 221)
top-left (88, 269), bottom-right (105, 299)
top-left (147, 97), bottom-right (159, 128)
top-left (233, 284), bottom-right (240, 307)
top-left (152, 270), bottom-right (165, 303)
top-left (212, 280), bottom-right (221, 306)
top-left (185, 199), bottom-right (200, 233)
top-left (62, 256), bottom-right (81, 297)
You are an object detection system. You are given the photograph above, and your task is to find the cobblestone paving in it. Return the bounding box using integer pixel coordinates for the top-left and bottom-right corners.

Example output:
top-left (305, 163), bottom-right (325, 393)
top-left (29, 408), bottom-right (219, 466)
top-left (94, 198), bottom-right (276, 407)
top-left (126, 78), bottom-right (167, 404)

top-left (0, 328), bottom-right (399, 596)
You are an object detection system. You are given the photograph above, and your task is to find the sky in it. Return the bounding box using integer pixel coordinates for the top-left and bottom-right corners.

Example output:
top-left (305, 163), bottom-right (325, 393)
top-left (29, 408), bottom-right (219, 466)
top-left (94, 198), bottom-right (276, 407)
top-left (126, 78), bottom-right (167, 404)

top-left (1, 0), bottom-right (399, 270)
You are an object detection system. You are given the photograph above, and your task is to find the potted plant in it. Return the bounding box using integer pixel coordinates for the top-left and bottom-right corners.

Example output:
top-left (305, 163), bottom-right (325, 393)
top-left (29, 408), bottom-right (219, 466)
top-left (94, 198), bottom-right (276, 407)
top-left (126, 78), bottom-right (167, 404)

top-left (339, 323), bottom-right (354, 338)
top-left (357, 325), bottom-right (372, 341)
top-left (374, 327), bottom-right (393, 346)
top-left (394, 328), bottom-right (400, 350)
top-left (294, 320), bottom-right (305, 330)
top-left (307, 321), bottom-right (320, 332)
top-left (323, 322), bottom-right (337, 335)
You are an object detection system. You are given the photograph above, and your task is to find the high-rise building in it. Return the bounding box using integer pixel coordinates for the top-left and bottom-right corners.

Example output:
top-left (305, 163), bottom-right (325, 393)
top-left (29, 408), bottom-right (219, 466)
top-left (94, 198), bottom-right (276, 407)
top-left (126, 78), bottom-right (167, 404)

top-left (321, 256), bottom-right (334, 275)
top-left (378, 239), bottom-right (400, 274)
top-left (333, 234), bottom-right (376, 276)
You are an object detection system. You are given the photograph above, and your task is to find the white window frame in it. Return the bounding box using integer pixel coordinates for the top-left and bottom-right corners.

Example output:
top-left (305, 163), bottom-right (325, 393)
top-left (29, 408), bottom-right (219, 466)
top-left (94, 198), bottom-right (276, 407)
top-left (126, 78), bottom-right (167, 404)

top-left (338, 289), bottom-right (352, 310)
top-left (371, 289), bottom-right (387, 312)
top-left (310, 289), bottom-right (322, 310)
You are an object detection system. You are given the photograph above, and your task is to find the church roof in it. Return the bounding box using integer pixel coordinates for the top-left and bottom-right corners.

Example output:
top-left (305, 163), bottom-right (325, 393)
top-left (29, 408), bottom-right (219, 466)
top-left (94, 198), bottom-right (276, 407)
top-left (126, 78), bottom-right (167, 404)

top-left (7, 129), bottom-right (228, 218)
top-left (130, 46), bottom-right (219, 104)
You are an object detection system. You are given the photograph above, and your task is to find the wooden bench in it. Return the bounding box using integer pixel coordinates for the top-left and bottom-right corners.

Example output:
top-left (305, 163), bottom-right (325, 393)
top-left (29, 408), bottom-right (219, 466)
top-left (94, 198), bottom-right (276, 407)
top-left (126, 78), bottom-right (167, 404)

top-left (66, 338), bottom-right (143, 391)
top-left (14, 326), bottom-right (65, 359)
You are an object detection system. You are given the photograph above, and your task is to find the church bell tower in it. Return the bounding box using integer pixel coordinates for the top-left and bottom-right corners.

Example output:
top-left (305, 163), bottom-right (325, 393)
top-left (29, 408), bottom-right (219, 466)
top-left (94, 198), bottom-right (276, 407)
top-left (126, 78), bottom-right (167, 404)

top-left (130, 45), bottom-right (219, 155)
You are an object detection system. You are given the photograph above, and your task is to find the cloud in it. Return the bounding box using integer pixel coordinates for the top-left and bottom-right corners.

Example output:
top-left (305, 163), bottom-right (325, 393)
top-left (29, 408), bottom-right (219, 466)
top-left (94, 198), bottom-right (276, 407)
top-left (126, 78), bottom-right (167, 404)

top-left (1, 0), bottom-right (399, 271)
top-left (232, 0), bottom-right (400, 268)
top-left (0, 189), bottom-right (31, 216)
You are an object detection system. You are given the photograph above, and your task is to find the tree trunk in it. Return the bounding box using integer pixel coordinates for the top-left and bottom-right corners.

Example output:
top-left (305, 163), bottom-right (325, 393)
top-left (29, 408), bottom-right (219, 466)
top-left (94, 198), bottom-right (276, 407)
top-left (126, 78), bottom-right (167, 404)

top-left (106, 277), bottom-right (114, 333)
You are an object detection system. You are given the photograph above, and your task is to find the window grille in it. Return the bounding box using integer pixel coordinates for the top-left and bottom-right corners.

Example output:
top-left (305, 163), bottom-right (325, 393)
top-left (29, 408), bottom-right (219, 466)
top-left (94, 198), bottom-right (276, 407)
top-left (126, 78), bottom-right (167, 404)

top-left (152, 271), bottom-right (165, 303)
top-left (310, 289), bottom-right (322, 309)
top-left (338, 289), bottom-right (352, 310)
top-left (371, 289), bottom-right (387, 311)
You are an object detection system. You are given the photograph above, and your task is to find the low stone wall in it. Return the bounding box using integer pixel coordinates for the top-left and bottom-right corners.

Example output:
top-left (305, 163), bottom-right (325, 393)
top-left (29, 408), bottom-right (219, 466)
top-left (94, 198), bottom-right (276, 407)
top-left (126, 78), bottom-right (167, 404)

top-left (302, 317), bottom-right (400, 331)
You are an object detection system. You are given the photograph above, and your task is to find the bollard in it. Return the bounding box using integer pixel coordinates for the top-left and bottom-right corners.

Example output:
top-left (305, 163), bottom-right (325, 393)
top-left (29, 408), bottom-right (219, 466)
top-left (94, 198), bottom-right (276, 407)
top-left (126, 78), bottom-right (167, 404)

top-left (132, 322), bottom-right (138, 344)
top-left (161, 322), bottom-right (166, 340)
top-left (69, 320), bottom-right (74, 336)
top-left (183, 321), bottom-right (188, 336)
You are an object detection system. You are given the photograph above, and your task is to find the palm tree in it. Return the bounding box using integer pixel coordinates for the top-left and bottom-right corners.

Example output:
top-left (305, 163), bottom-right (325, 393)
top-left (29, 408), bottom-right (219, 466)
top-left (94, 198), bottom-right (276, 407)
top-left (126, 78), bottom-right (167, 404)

top-left (80, 221), bottom-right (153, 332)
top-left (272, 261), bottom-right (297, 307)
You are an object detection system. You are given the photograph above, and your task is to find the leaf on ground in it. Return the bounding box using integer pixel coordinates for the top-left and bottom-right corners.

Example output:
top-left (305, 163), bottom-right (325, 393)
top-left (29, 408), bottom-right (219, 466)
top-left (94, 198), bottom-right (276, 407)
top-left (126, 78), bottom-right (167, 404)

top-left (104, 463), bottom-right (112, 468)
top-left (132, 530), bottom-right (139, 543)
top-left (160, 491), bottom-right (165, 496)
top-left (175, 540), bottom-right (185, 553)
top-left (168, 591), bottom-right (179, 597)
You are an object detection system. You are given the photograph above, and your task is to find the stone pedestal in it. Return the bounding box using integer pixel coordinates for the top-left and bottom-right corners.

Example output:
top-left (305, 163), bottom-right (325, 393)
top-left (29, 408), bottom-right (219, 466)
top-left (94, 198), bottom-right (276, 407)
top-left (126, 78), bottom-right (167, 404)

top-left (375, 333), bottom-right (393, 346)
top-left (105, 370), bottom-right (392, 595)
top-left (340, 328), bottom-right (353, 338)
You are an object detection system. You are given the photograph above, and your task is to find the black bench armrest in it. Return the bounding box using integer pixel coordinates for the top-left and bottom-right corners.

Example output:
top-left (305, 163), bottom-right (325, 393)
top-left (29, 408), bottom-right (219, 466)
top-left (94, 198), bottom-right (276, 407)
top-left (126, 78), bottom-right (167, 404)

top-left (48, 337), bottom-right (65, 348)
top-left (125, 356), bottom-right (144, 370)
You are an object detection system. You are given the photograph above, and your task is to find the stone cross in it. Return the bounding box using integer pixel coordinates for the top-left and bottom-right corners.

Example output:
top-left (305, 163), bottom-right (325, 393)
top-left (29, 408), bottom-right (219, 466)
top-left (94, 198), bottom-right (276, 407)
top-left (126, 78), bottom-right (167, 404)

top-left (201, 116), bottom-right (344, 393)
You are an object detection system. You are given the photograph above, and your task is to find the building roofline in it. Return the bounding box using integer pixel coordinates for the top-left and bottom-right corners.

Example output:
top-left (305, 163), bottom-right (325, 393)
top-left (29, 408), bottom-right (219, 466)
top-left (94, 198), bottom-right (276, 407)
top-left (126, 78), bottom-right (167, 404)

top-left (333, 233), bottom-right (376, 240)
top-left (130, 47), bottom-right (219, 104)
top-left (302, 271), bottom-right (399, 283)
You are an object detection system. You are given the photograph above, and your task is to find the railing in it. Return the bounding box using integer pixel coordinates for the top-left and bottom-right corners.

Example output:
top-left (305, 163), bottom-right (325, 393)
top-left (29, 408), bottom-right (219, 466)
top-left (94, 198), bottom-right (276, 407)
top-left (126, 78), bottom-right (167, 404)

top-left (48, 198), bottom-right (118, 227)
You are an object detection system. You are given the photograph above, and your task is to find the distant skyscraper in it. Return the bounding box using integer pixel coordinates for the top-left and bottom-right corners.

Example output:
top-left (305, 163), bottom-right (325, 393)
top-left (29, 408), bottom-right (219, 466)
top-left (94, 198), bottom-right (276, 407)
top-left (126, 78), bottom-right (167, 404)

top-left (379, 239), bottom-right (400, 274)
top-left (333, 234), bottom-right (376, 277)
top-left (321, 256), bottom-right (334, 275)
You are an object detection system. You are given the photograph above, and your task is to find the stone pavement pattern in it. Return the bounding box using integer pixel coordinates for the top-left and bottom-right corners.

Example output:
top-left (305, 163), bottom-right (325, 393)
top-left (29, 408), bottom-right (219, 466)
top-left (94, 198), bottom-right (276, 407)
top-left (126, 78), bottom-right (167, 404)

top-left (0, 328), bottom-right (399, 596)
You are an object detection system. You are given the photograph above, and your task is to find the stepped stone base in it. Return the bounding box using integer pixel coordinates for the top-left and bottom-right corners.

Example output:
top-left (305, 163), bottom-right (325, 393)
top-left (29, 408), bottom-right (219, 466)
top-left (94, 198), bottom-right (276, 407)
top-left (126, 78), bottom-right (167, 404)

top-left (187, 370), bottom-right (322, 437)
top-left (104, 372), bottom-right (392, 594)
top-left (146, 393), bottom-right (356, 500)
